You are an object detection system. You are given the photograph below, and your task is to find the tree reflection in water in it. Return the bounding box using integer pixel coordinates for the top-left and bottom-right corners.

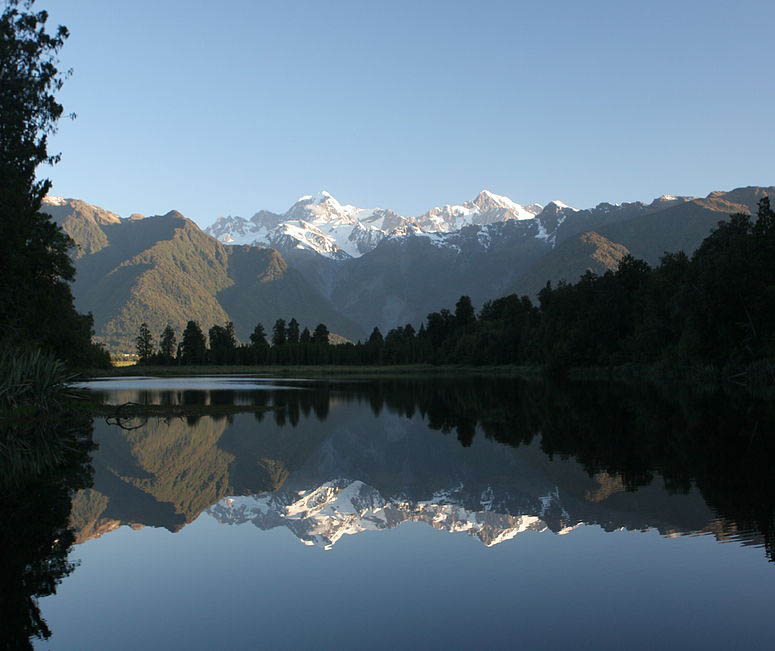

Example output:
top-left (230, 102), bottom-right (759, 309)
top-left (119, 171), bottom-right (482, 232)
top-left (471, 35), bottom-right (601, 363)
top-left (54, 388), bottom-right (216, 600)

top-left (0, 412), bottom-right (94, 649)
top-left (5, 376), bottom-right (775, 647)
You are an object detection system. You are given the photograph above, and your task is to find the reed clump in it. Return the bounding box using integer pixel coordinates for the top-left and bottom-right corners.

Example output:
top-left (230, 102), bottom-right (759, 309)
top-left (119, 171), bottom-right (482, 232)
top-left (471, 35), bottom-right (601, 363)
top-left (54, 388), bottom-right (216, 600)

top-left (0, 348), bottom-right (74, 412)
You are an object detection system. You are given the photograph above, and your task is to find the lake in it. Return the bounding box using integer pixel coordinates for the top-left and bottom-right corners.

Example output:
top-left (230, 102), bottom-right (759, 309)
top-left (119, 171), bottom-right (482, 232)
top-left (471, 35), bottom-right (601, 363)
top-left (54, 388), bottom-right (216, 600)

top-left (6, 376), bottom-right (775, 649)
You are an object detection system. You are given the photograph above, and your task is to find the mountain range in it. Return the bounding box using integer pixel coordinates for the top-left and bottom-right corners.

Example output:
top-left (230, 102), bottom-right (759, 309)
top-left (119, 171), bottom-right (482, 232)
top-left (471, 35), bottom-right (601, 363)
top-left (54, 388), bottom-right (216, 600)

top-left (42, 185), bottom-right (773, 351)
top-left (69, 394), bottom-right (717, 549)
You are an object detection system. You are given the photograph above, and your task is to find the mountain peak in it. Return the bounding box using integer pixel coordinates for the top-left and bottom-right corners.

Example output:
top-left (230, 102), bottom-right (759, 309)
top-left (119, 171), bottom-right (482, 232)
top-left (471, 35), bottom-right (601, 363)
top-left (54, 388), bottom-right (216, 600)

top-left (296, 190), bottom-right (335, 205)
top-left (546, 200), bottom-right (575, 210)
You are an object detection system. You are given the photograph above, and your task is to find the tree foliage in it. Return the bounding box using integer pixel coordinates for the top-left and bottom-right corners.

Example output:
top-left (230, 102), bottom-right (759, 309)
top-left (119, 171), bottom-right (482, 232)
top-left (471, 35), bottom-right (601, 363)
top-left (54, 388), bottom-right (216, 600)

top-left (0, 0), bottom-right (107, 368)
top-left (159, 325), bottom-right (176, 364)
top-left (135, 322), bottom-right (154, 362)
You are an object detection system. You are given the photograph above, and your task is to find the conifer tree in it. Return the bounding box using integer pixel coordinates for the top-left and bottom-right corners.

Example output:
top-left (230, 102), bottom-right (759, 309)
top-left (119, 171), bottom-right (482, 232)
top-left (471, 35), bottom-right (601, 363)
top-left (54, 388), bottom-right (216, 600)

top-left (287, 318), bottom-right (300, 344)
top-left (159, 325), bottom-right (176, 363)
top-left (300, 327), bottom-right (312, 344)
top-left (272, 319), bottom-right (287, 346)
top-left (368, 327), bottom-right (384, 345)
top-left (249, 323), bottom-right (268, 348)
top-left (181, 320), bottom-right (206, 364)
top-left (454, 296), bottom-right (476, 330)
top-left (135, 323), bottom-right (154, 363)
top-left (312, 323), bottom-right (330, 344)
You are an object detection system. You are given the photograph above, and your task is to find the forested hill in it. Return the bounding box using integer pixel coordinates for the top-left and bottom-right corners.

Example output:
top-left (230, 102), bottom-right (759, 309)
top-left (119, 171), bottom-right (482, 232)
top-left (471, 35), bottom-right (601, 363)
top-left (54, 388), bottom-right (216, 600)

top-left (43, 185), bottom-right (773, 354)
top-left (142, 197), bottom-right (775, 375)
top-left (50, 205), bottom-right (364, 350)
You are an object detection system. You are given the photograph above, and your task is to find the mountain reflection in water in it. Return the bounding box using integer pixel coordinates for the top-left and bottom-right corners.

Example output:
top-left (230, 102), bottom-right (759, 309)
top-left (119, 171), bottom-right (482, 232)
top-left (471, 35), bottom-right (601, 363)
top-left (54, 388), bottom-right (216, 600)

top-left (5, 376), bottom-right (775, 649)
top-left (72, 377), bottom-right (774, 558)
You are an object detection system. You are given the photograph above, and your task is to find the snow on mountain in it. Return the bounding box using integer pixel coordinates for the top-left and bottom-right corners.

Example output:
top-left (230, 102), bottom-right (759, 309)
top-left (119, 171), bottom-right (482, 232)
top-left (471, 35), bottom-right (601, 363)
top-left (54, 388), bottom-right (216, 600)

top-left (383, 200), bottom-right (575, 255)
top-left (42, 195), bottom-right (68, 207)
top-left (205, 190), bottom-right (544, 260)
top-left (207, 478), bottom-right (575, 549)
top-left (414, 190), bottom-right (543, 233)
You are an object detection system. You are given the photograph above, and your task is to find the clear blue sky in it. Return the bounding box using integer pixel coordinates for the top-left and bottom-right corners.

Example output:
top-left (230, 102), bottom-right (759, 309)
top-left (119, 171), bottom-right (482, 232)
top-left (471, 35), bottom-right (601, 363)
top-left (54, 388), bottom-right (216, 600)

top-left (41, 0), bottom-right (774, 226)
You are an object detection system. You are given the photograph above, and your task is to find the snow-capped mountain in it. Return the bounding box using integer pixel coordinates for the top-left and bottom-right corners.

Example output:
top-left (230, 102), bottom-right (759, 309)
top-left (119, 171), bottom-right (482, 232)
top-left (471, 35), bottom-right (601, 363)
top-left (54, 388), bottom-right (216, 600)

top-left (208, 478), bottom-right (576, 549)
top-left (207, 191), bottom-right (399, 260)
top-left (414, 190), bottom-right (543, 233)
top-left (205, 190), bottom-right (546, 260)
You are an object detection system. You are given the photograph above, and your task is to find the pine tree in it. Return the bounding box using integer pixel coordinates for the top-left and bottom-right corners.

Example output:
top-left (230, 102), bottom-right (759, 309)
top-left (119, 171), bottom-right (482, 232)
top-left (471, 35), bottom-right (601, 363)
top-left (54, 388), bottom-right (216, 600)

top-left (454, 295), bottom-right (476, 330)
top-left (135, 323), bottom-right (154, 363)
top-left (208, 321), bottom-right (237, 364)
top-left (249, 323), bottom-right (268, 348)
top-left (272, 319), bottom-right (287, 346)
top-left (312, 323), bottom-right (330, 344)
top-left (368, 327), bottom-right (384, 345)
top-left (287, 318), bottom-right (300, 344)
top-left (300, 327), bottom-right (311, 344)
top-left (159, 325), bottom-right (176, 363)
top-left (181, 320), bottom-right (206, 364)
top-left (225, 321), bottom-right (237, 348)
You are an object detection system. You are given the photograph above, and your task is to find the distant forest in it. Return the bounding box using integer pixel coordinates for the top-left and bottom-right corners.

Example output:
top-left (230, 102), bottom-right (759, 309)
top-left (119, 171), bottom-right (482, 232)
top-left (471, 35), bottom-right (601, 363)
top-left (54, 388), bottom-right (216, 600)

top-left (137, 197), bottom-right (775, 374)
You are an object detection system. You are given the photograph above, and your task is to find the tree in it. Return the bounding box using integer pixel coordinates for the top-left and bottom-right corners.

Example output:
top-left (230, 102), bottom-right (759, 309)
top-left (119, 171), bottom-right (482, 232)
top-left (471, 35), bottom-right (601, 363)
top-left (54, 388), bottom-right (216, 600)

top-left (368, 327), bottom-right (384, 345)
top-left (287, 318), bottom-right (300, 344)
top-left (159, 325), bottom-right (176, 364)
top-left (225, 321), bottom-right (237, 348)
top-left (180, 320), bottom-right (206, 364)
top-left (135, 323), bottom-right (154, 363)
top-left (0, 1), bottom-right (105, 367)
top-left (272, 319), bottom-right (287, 346)
top-left (208, 321), bottom-right (237, 364)
top-left (300, 327), bottom-right (311, 344)
top-left (312, 323), bottom-right (330, 344)
top-left (249, 323), bottom-right (268, 348)
top-left (454, 295), bottom-right (476, 330)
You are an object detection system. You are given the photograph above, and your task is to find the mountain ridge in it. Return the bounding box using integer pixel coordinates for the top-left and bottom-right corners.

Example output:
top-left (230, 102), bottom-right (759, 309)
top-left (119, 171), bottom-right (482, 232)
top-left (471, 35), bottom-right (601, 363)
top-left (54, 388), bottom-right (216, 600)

top-left (43, 184), bottom-right (772, 350)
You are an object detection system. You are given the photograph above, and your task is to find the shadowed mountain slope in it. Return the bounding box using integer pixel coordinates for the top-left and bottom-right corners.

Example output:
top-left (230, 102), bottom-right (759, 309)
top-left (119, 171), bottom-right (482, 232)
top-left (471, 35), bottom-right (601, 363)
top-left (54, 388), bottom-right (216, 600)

top-left (44, 185), bottom-right (772, 347)
top-left (54, 206), bottom-right (363, 350)
top-left (509, 186), bottom-right (774, 298)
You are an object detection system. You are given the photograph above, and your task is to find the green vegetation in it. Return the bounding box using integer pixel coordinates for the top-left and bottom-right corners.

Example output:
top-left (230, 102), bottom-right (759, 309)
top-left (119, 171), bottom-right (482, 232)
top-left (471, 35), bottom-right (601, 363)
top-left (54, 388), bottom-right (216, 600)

top-left (0, 0), bottom-right (109, 371)
top-left (128, 199), bottom-right (775, 387)
top-left (0, 348), bottom-right (74, 413)
top-left (67, 216), bottom-right (365, 350)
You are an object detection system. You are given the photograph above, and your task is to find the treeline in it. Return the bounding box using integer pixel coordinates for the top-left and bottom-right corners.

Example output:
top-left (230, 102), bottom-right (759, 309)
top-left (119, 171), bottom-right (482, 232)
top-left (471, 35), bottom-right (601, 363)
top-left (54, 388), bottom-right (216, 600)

top-left (135, 318), bottom-right (335, 365)
top-left (137, 198), bottom-right (775, 372)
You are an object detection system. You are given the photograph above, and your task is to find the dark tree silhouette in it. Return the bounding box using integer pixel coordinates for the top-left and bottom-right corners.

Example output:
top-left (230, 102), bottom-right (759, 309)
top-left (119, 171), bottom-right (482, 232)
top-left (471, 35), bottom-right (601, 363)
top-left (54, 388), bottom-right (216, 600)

top-left (287, 318), bottom-right (300, 344)
top-left (208, 322), bottom-right (237, 364)
top-left (272, 319), bottom-right (287, 346)
top-left (0, 0), bottom-right (107, 367)
top-left (135, 323), bottom-right (154, 362)
top-left (368, 327), bottom-right (384, 345)
top-left (249, 323), bottom-right (268, 348)
top-left (312, 323), bottom-right (330, 344)
top-left (159, 325), bottom-right (176, 364)
top-left (181, 320), bottom-right (206, 364)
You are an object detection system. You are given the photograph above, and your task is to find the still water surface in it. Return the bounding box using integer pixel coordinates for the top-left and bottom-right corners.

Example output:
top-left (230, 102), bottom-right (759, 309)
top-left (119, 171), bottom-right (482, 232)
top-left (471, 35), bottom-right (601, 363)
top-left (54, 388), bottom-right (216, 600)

top-left (13, 377), bottom-right (775, 649)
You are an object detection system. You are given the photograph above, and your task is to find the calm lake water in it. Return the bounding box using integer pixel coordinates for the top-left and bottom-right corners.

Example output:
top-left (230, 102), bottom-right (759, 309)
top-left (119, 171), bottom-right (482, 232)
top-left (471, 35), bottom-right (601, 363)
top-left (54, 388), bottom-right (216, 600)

top-left (7, 376), bottom-right (775, 649)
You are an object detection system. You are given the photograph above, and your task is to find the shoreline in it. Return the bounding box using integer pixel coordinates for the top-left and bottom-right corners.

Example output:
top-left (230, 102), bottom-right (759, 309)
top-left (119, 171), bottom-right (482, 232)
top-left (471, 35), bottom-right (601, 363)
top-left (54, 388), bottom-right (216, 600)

top-left (74, 361), bottom-right (775, 398)
top-left (79, 363), bottom-right (544, 379)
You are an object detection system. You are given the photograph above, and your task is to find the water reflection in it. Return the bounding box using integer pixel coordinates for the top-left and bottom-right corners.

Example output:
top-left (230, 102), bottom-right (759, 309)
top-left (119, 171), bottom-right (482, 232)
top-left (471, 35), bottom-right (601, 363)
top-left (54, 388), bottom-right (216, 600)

top-left (0, 413), bottom-right (94, 650)
top-left (74, 377), bottom-right (775, 560)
